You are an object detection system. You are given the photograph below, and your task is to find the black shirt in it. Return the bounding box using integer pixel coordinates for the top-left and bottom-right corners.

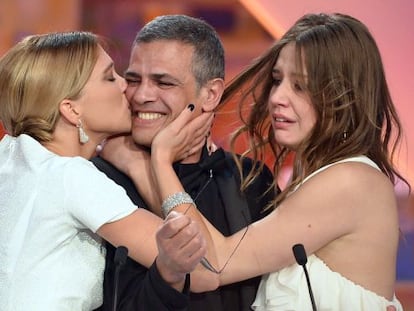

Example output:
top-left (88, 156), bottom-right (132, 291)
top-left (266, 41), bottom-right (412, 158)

top-left (92, 147), bottom-right (275, 311)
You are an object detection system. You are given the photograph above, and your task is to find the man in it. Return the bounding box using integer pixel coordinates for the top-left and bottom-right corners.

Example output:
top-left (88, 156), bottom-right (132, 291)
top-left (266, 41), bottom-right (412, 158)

top-left (93, 15), bottom-right (275, 310)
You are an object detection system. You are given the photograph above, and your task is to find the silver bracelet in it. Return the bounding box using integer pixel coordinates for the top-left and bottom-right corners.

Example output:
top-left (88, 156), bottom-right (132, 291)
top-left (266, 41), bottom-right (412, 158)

top-left (161, 192), bottom-right (194, 217)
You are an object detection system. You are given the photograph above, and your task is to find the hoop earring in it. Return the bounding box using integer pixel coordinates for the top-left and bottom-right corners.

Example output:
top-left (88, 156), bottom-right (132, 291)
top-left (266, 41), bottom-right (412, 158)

top-left (77, 119), bottom-right (89, 144)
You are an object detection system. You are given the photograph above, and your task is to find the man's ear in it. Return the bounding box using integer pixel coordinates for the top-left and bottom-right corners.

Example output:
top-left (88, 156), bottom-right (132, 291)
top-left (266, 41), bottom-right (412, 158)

top-left (201, 78), bottom-right (224, 112)
top-left (58, 99), bottom-right (80, 125)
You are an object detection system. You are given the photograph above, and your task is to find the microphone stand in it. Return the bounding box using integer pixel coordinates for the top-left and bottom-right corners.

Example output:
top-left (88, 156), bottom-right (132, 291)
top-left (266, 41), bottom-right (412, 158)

top-left (292, 243), bottom-right (317, 311)
top-left (113, 246), bottom-right (128, 311)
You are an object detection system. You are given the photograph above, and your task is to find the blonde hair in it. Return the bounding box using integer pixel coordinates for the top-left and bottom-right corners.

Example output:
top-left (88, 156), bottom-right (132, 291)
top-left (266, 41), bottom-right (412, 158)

top-left (0, 31), bottom-right (100, 142)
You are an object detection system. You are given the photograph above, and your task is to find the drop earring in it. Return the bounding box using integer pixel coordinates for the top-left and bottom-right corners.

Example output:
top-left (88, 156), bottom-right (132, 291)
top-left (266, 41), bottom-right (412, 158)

top-left (342, 131), bottom-right (348, 143)
top-left (77, 119), bottom-right (89, 144)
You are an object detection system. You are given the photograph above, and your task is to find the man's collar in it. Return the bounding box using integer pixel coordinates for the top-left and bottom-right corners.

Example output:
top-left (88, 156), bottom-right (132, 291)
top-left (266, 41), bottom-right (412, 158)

top-left (172, 145), bottom-right (228, 182)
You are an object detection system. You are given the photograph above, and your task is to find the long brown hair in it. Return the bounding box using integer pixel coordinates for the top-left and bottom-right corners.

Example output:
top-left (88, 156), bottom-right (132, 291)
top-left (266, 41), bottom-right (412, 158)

top-left (221, 13), bottom-right (410, 207)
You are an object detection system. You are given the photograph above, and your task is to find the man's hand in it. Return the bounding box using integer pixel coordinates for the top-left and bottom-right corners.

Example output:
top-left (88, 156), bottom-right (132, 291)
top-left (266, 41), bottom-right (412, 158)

top-left (98, 134), bottom-right (164, 212)
top-left (155, 211), bottom-right (207, 290)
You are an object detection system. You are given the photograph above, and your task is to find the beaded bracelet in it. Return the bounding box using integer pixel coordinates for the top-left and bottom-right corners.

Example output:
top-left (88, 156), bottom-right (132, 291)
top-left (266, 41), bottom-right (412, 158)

top-left (161, 191), bottom-right (195, 218)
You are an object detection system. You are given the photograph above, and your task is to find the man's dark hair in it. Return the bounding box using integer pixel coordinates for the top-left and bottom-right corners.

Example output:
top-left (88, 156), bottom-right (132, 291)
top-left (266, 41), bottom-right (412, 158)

top-left (135, 14), bottom-right (225, 88)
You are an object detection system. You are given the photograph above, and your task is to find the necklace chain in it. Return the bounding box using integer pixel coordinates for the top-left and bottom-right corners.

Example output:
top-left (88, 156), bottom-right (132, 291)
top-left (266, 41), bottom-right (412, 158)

top-left (193, 169), bottom-right (213, 202)
top-left (185, 167), bottom-right (249, 275)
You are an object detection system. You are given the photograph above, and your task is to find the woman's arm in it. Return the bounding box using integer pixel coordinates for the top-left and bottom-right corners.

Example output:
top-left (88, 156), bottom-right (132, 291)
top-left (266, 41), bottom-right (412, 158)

top-left (96, 106), bottom-right (220, 292)
top-left (97, 207), bottom-right (218, 292)
top-left (213, 161), bottom-right (397, 288)
top-left (151, 122), bottom-right (397, 294)
top-left (149, 105), bottom-right (220, 292)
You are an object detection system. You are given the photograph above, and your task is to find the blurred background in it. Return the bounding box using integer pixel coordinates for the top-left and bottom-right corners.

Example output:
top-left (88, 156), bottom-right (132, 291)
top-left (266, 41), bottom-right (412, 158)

top-left (0, 0), bottom-right (413, 308)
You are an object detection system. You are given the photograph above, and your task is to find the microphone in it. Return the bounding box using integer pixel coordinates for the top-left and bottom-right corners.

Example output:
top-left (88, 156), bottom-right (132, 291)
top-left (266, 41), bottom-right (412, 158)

top-left (112, 246), bottom-right (128, 311)
top-left (292, 243), bottom-right (317, 311)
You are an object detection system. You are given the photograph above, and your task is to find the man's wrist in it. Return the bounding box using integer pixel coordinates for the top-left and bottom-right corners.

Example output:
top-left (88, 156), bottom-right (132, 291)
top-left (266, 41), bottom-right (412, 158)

top-left (148, 261), bottom-right (190, 308)
top-left (155, 256), bottom-right (187, 291)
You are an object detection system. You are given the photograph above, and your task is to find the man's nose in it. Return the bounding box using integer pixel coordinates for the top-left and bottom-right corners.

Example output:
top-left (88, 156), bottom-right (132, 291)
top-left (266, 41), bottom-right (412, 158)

top-left (129, 81), bottom-right (157, 104)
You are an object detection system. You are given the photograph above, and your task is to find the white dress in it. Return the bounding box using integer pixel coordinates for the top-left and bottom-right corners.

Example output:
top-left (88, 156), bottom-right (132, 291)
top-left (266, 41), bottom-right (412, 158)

top-left (252, 156), bottom-right (403, 311)
top-left (0, 134), bottom-right (137, 311)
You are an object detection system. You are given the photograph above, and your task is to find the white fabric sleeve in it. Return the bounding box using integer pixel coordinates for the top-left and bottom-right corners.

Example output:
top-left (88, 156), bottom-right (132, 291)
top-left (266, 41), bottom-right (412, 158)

top-left (62, 157), bottom-right (137, 233)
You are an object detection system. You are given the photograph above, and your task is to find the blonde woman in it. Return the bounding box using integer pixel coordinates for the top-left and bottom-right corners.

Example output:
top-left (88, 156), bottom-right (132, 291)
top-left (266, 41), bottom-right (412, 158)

top-left (0, 31), bottom-right (215, 310)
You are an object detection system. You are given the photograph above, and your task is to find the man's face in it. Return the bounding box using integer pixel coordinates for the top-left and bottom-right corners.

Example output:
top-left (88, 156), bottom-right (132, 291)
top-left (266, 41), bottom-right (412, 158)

top-left (125, 40), bottom-right (204, 147)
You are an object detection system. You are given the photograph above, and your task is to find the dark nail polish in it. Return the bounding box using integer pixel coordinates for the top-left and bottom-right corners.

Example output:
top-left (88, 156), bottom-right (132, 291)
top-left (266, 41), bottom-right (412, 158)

top-left (188, 104), bottom-right (195, 111)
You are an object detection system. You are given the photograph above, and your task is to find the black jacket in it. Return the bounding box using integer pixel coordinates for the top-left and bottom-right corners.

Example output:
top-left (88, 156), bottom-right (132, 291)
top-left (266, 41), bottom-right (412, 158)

top-left (92, 147), bottom-right (275, 311)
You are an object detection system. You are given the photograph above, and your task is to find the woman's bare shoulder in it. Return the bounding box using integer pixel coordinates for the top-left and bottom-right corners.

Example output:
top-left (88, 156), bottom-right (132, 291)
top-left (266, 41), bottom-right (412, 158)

top-left (305, 160), bottom-right (393, 195)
